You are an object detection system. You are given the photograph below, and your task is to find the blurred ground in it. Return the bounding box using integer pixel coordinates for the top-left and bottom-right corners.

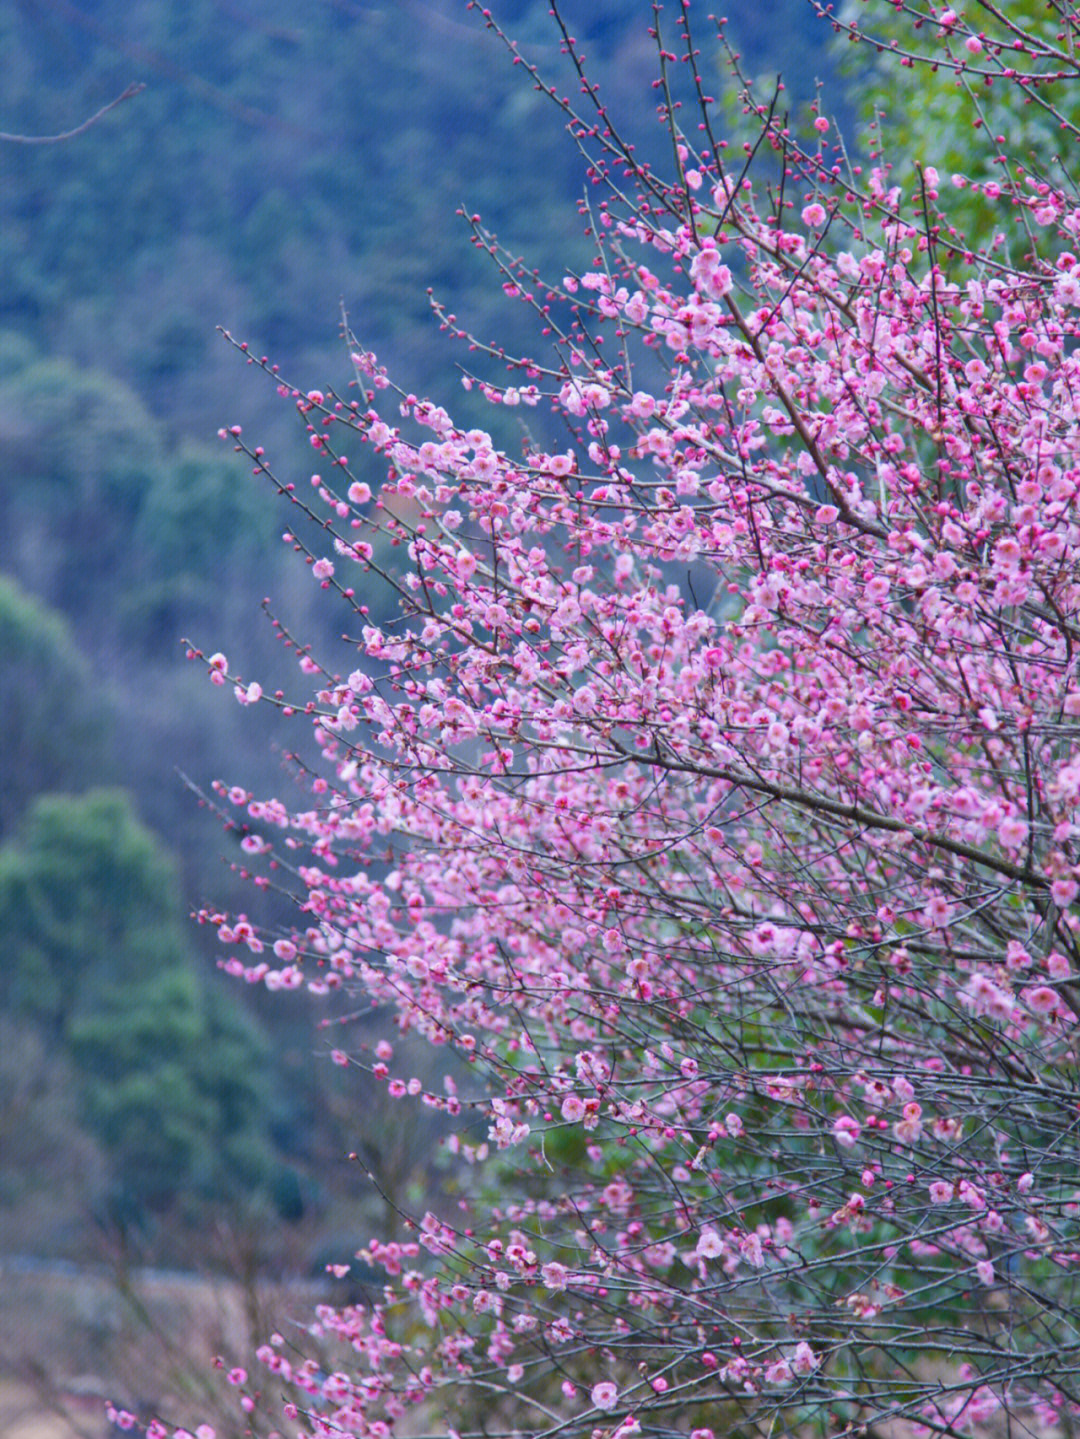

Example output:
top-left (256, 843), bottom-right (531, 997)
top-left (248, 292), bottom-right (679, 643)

top-left (0, 1381), bottom-right (105, 1439)
top-left (0, 1261), bottom-right (331, 1439)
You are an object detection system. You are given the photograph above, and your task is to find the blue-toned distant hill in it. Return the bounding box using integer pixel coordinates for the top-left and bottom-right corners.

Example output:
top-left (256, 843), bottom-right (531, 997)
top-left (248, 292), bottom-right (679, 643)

top-left (0, 0), bottom-right (844, 442)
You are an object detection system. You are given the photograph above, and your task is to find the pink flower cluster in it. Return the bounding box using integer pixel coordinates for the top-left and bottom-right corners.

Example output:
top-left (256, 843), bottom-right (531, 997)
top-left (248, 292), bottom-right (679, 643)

top-left (198, 4), bottom-right (1080, 1438)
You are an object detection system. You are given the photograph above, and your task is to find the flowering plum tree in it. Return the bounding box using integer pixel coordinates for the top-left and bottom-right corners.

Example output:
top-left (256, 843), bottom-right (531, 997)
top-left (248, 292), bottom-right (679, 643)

top-left (185, 4), bottom-right (1080, 1438)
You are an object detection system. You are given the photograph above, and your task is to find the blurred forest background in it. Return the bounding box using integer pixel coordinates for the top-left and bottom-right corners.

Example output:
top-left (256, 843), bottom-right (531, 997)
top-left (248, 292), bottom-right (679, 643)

top-left (0, 0), bottom-right (877, 1419)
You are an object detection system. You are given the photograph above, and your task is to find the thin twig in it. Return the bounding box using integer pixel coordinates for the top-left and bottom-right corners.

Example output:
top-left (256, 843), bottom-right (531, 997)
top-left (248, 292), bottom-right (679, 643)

top-left (0, 81), bottom-right (145, 145)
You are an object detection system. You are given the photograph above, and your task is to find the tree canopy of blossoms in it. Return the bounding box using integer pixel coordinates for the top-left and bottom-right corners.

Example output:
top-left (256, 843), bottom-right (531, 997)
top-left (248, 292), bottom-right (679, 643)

top-left (179, 4), bottom-right (1080, 1439)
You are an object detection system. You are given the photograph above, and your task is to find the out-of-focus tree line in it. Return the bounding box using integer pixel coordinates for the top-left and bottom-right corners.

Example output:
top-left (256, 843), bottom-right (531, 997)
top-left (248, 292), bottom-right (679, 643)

top-left (0, 0), bottom-right (845, 1265)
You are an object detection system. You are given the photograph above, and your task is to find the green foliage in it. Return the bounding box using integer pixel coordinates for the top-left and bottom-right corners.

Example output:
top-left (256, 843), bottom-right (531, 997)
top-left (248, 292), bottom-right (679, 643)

top-left (0, 574), bottom-right (115, 837)
top-left (123, 438), bottom-right (281, 650)
top-left (835, 2), bottom-right (1075, 254)
top-left (0, 353), bottom-right (163, 618)
top-left (0, 790), bottom-right (184, 1028)
top-left (0, 342), bottom-right (284, 654)
top-left (0, 790), bottom-right (283, 1218)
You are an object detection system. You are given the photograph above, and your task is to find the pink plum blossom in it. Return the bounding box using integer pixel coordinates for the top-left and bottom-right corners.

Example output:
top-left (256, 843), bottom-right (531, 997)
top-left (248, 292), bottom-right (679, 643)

top-left (200, 9), bottom-right (1080, 1439)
